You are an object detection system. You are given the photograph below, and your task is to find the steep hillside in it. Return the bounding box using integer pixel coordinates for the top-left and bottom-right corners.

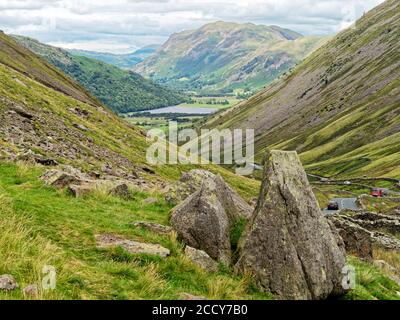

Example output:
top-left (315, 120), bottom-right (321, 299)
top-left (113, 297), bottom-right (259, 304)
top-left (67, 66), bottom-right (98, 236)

top-left (0, 32), bottom-right (258, 196)
top-left (134, 21), bottom-right (327, 95)
top-left (12, 35), bottom-right (186, 113)
top-left (204, 0), bottom-right (400, 179)
top-left (69, 45), bottom-right (159, 69)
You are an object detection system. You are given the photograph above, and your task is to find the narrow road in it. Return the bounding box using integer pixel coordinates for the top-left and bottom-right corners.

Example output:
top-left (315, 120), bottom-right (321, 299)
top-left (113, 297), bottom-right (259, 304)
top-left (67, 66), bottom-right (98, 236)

top-left (323, 198), bottom-right (358, 214)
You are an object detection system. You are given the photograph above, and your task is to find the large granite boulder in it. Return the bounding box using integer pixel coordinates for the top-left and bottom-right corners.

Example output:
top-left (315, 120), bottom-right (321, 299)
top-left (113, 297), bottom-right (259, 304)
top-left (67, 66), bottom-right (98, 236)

top-left (170, 173), bottom-right (253, 265)
top-left (235, 151), bottom-right (347, 300)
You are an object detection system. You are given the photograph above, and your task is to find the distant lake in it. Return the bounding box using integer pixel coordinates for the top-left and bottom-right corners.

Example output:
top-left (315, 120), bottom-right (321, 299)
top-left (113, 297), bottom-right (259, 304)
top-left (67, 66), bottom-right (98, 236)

top-left (143, 106), bottom-right (219, 115)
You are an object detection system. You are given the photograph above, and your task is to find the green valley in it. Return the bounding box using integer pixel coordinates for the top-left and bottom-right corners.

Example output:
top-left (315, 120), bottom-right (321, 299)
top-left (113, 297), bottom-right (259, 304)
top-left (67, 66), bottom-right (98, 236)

top-left (203, 0), bottom-right (400, 179)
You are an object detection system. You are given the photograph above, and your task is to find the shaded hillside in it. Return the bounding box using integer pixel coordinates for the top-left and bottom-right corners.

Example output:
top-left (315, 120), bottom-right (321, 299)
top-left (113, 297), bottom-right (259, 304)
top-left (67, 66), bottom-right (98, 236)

top-left (12, 36), bottom-right (186, 113)
top-left (134, 21), bottom-right (327, 95)
top-left (203, 0), bottom-right (400, 178)
top-left (69, 45), bottom-right (159, 69)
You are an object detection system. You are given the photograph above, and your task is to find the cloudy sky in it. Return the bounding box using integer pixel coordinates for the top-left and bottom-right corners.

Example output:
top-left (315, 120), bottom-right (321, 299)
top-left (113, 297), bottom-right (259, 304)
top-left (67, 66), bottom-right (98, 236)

top-left (0, 0), bottom-right (385, 53)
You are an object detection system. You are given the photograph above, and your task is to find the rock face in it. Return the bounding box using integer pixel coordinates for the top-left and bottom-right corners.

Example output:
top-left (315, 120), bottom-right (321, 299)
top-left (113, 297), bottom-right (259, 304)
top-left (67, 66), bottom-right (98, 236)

top-left (184, 246), bottom-right (219, 272)
top-left (0, 274), bottom-right (18, 291)
top-left (235, 151), bottom-right (347, 300)
top-left (170, 173), bottom-right (253, 265)
top-left (96, 234), bottom-right (170, 258)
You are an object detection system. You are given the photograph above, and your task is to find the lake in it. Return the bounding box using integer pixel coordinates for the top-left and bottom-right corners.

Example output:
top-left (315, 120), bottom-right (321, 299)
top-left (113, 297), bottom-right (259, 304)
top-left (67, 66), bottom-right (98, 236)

top-left (144, 105), bottom-right (219, 115)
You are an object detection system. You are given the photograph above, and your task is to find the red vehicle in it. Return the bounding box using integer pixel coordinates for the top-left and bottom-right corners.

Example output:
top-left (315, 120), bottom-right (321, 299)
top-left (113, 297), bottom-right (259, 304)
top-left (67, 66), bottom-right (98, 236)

top-left (371, 188), bottom-right (384, 198)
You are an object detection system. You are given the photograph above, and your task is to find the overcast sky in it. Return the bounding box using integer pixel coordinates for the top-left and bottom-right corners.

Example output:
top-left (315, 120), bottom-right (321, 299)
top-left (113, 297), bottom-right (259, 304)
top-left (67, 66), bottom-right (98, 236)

top-left (0, 0), bottom-right (386, 53)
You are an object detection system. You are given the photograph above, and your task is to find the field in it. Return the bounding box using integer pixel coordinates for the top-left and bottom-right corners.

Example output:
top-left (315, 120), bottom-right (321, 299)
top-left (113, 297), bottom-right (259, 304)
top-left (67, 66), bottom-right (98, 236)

top-left (123, 96), bottom-right (242, 132)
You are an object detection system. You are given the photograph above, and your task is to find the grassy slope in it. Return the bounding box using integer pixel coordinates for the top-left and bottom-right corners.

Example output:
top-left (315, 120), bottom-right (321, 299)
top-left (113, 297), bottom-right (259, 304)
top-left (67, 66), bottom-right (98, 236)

top-left (12, 35), bottom-right (186, 113)
top-left (203, 0), bottom-right (400, 179)
top-left (1, 161), bottom-right (398, 300)
top-left (0, 162), bottom-right (270, 300)
top-left (134, 22), bottom-right (326, 94)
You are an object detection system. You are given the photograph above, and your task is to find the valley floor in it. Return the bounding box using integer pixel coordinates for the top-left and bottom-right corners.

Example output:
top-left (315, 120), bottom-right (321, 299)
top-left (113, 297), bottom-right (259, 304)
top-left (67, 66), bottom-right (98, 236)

top-left (0, 161), bottom-right (399, 300)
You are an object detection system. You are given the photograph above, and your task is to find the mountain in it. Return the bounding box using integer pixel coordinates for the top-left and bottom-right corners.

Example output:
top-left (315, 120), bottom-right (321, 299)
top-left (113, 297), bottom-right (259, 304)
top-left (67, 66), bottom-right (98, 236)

top-left (134, 21), bottom-right (327, 95)
top-left (12, 36), bottom-right (186, 113)
top-left (68, 45), bottom-right (159, 69)
top-left (203, 0), bottom-right (400, 179)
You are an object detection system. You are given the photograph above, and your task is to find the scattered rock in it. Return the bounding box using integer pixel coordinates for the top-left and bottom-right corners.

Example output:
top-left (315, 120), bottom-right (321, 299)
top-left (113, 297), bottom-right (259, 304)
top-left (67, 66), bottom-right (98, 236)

top-left (235, 151), bottom-right (347, 300)
top-left (178, 293), bottom-right (208, 300)
top-left (73, 123), bottom-right (89, 131)
top-left (11, 105), bottom-right (34, 120)
top-left (130, 221), bottom-right (172, 234)
top-left (23, 284), bottom-right (39, 298)
top-left (41, 168), bottom-right (87, 188)
top-left (0, 274), bottom-right (18, 291)
top-left (17, 150), bottom-right (58, 166)
top-left (109, 183), bottom-right (133, 200)
top-left (143, 197), bottom-right (158, 205)
top-left (68, 184), bottom-right (93, 197)
top-left (96, 234), bottom-right (170, 258)
top-left (184, 246), bottom-right (219, 272)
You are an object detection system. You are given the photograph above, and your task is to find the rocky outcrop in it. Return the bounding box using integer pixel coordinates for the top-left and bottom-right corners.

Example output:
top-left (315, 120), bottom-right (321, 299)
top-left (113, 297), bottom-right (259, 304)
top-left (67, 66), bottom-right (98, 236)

top-left (96, 234), bottom-right (170, 258)
top-left (328, 215), bottom-right (373, 260)
top-left (235, 151), bottom-right (347, 300)
top-left (170, 173), bottom-right (253, 265)
top-left (0, 274), bottom-right (18, 291)
top-left (329, 213), bottom-right (400, 252)
top-left (184, 246), bottom-right (219, 272)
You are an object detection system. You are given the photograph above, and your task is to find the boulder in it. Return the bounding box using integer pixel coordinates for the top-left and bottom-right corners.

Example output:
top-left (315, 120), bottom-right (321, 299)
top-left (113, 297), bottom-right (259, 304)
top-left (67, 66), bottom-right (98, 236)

top-left (184, 246), bottom-right (219, 272)
top-left (96, 234), bottom-right (170, 258)
top-left (0, 274), bottom-right (18, 291)
top-left (235, 151), bottom-right (347, 300)
top-left (130, 221), bottom-right (173, 234)
top-left (23, 284), bottom-right (39, 298)
top-left (166, 169), bottom-right (216, 204)
top-left (109, 183), bottom-right (133, 200)
top-left (68, 184), bottom-right (93, 197)
top-left (170, 174), bottom-right (253, 265)
top-left (41, 166), bottom-right (89, 189)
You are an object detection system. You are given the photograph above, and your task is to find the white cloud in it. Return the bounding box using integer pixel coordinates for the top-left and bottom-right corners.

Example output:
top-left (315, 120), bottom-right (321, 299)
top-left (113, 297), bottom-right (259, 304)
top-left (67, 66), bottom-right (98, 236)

top-left (0, 0), bottom-right (386, 53)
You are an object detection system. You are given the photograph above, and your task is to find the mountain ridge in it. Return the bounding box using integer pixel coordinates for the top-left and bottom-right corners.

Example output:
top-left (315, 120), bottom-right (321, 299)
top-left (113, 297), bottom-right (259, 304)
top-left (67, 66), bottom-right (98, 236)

top-left (203, 0), bottom-right (400, 178)
top-left (134, 21), bottom-right (327, 95)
